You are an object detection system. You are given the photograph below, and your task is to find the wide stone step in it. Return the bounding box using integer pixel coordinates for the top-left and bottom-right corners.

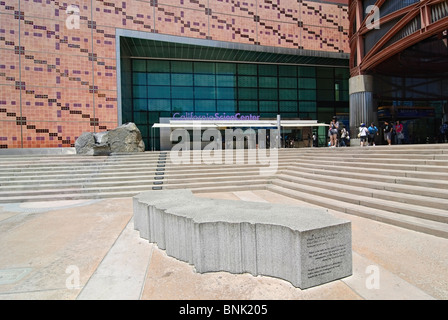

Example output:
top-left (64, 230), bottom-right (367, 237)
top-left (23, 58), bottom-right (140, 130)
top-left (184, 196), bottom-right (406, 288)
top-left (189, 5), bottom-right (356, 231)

top-left (0, 177), bottom-right (269, 202)
top-left (291, 158), bottom-right (448, 174)
top-left (277, 173), bottom-right (448, 210)
top-left (0, 190), bottom-right (143, 203)
top-left (293, 156), bottom-right (448, 166)
top-left (288, 164), bottom-right (448, 189)
top-left (271, 179), bottom-right (448, 224)
top-left (0, 164), bottom-right (162, 175)
top-left (282, 169), bottom-right (448, 200)
top-left (267, 184), bottom-right (448, 239)
top-left (0, 170), bottom-right (161, 181)
top-left (290, 162), bottom-right (448, 180)
top-left (162, 178), bottom-right (270, 191)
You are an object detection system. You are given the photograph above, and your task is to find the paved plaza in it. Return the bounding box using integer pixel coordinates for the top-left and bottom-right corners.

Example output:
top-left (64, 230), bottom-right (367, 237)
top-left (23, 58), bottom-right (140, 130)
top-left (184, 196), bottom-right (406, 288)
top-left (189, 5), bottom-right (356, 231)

top-left (0, 190), bottom-right (446, 300)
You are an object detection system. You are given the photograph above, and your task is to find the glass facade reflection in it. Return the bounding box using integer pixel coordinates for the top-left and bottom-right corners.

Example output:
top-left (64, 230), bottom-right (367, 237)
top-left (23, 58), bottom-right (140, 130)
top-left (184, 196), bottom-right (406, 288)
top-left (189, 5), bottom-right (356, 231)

top-left (125, 59), bottom-right (349, 150)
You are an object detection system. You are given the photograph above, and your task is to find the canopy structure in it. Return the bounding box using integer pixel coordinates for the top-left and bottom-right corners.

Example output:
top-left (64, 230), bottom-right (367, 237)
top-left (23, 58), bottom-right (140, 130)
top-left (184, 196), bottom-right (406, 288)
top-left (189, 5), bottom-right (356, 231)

top-left (152, 119), bottom-right (329, 129)
top-left (151, 118), bottom-right (329, 151)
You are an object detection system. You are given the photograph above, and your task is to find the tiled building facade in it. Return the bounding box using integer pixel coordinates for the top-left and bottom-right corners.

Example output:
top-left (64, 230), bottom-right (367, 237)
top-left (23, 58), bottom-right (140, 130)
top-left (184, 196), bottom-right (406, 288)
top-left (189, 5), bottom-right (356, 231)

top-left (0, 0), bottom-right (349, 149)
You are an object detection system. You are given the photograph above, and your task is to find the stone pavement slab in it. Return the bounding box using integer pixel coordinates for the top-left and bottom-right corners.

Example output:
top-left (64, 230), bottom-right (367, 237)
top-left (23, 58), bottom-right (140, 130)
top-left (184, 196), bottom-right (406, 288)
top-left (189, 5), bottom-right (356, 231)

top-left (0, 191), bottom-right (447, 300)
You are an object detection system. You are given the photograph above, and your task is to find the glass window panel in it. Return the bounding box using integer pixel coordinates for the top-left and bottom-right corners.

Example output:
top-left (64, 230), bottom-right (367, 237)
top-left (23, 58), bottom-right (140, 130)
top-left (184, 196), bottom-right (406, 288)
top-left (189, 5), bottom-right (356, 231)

top-left (216, 75), bottom-right (236, 87)
top-left (259, 101), bottom-right (278, 112)
top-left (147, 73), bottom-right (170, 85)
top-left (195, 87), bottom-right (216, 100)
top-left (299, 78), bottom-right (316, 89)
top-left (147, 60), bottom-right (170, 72)
top-left (172, 99), bottom-right (194, 111)
top-left (278, 65), bottom-right (297, 77)
top-left (319, 107), bottom-right (335, 113)
top-left (148, 99), bottom-right (171, 111)
top-left (133, 111), bottom-right (148, 124)
top-left (172, 73), bottom-right (193, 86)
top-left (317, 78), bottom-right (334, 90)
top-left (259, 88), bottom-right (278, 100)
top-left (317, 90), bottom-right (335, 101)
top-left (279, 101), bottom-right (298, 112)
top-left (299, 89), bottom-right (316, 100)
top-left (238, 88), bottom-right (258, 100)
top-left (335, 68), bottom-right (349, 80)
top-left (195, 100), bottom-right (216, 112)
top-left (299, 112), bottom-right (316, 119)
top-left (194, 62), bottom-right (215, 74)
top-left (148, 112), bottom-right (160, 123)
top-left (237, 64), bottom-right (257, 75)
top-left (172, 86), bottom-right (194, 99)
top-left (279, 77), bottom-right (297, 89)
top-left (261, 112), bottom-right (277, 118)
top-left (217, 100), bottom-right (236, 111)
top-left (217, 87), bottom-right (236, 100)
top-left (298, 66), bottom-right (316, 77)
top-left (138, 124), bottom-right (149, 138)
top-left (133, 86), bottom-right (147, 98)
top-left (279, 89), bottom-right (298, 100)
top-left (132, 60), bottom-right (146, 72)
top-left (259, 76), bottom-right (277, 88)
top-left (133, 99), bottom-right (148, 111)
top-left (133, 73), bottom-right (147, 86)
top-left (316, 67), bottom-right (334, 78)
top-left (281, 113), bottom-right (298, 119)
top-left (238, 76), bottom-right (257, 87)
top-left (148, 86), bottom-right (170, 99)
top-left (300, 101), bottom-right (317, 112)
top-left (238, 100), bottom-right (258, 112)
top-left (171, 61), bottom-right (193, 73)
top-left (258, 64), bottom-right (277, 76)
top-left (194, 74), bottom-right (216, 87)
top-left (216, 63), bottom-right (236, 74)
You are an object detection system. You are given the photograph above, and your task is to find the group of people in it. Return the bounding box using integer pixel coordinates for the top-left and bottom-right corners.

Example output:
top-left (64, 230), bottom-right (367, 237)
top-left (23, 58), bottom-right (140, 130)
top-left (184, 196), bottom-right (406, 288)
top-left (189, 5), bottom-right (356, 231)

top-left (328, 116), bottom-right (407, 148)
top-left (328, 116), bottom-right (349, 147)
top-left (358, 120), bottom-right (404, 147)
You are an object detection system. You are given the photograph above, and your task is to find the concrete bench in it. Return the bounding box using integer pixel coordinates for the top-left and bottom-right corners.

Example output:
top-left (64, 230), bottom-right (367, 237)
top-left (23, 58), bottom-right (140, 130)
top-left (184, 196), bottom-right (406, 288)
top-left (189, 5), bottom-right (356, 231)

top-left (133, 190), bottom-right (352, 289)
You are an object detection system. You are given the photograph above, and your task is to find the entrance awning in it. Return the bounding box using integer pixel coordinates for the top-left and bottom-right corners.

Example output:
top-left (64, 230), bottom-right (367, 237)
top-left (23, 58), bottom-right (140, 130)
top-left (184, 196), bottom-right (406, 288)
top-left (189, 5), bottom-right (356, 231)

top-left (152, 120), bottom-right (329, 129)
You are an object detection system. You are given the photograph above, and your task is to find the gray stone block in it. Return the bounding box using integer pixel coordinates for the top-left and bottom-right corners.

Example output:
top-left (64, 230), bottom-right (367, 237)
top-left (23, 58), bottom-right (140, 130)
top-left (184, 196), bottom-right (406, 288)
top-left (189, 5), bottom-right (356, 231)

top-left (75, 132), bottom-right (96, 155)
top-left (133, 190), bottom-right (352, 289)
top-left (75, 122), bottom-right (145, 155)
top-left (93, 143), bottom-right (111, 156)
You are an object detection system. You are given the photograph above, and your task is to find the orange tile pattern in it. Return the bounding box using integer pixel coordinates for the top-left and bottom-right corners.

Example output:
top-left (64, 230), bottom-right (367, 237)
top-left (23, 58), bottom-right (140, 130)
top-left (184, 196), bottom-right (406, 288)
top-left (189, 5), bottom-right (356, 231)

top-left (0, 0), bottom-right (348, 149)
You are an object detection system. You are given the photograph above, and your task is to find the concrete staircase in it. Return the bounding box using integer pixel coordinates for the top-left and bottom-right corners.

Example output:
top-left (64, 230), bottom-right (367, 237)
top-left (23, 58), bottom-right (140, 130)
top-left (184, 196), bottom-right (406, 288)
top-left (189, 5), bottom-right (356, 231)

top-left (0, 150), bottom-right (279, 203)
top-left (267, 144), bottom-right (448, 239)
top-left (1, 144), bottom-right (448, 238)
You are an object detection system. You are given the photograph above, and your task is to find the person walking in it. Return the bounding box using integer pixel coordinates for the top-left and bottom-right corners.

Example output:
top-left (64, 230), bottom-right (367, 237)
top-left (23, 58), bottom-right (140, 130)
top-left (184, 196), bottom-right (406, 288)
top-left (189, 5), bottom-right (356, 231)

top-left (395, 120), bottom-right (404, 144)
top-left (329, 116), bottom-right (339, 147)
top-left (340, 125), bottom-right (349, 147)
top-left (359, 123), bottom-right (369, 147)
top-left (368, 123), bottom-right (379, 146)
top-left (383, 120), bottom-right (393, 145)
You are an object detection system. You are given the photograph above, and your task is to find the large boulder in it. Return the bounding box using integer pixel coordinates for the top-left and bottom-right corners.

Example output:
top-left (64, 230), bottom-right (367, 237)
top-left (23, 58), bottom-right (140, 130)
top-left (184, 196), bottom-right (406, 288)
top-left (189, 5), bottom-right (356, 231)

top-left (105, 122), bottom-right (145, 153)
top-left (75, 132), bottom-right (96, 155)
top-left (75, 123), bottom-right (145, 155)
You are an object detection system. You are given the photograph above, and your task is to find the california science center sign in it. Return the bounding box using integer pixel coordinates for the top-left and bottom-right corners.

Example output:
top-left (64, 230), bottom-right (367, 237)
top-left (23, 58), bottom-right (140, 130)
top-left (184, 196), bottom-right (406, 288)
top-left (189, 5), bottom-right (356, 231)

top-left (172, 112), bottom-right (261, 121)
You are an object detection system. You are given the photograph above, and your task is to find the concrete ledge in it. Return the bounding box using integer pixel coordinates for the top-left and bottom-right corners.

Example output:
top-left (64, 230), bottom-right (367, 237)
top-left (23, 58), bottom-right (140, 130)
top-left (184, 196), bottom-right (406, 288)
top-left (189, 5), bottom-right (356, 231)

top-left (133, 190), bottom-right (352, 289)
top-left (0, 147), bottom-right (76, 156)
